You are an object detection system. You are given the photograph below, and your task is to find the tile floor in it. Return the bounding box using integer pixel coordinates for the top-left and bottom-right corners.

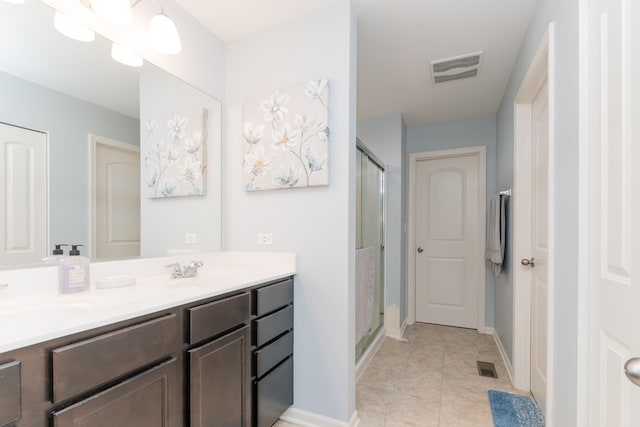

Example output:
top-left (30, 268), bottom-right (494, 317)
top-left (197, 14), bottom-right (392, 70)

top-left (276, 323), bottom-right (530, 427)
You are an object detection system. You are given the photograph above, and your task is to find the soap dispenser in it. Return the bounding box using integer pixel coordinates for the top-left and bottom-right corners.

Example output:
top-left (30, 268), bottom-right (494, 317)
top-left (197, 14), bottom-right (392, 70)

top-left (42, 244), bottom-right (68, 265)
top-left (59, 244), bottom-right (90, 293)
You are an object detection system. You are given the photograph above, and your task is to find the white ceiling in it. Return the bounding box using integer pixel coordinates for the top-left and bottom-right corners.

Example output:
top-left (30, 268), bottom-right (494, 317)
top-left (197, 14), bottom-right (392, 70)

top-left (175, 0), bottom-right (538, 127)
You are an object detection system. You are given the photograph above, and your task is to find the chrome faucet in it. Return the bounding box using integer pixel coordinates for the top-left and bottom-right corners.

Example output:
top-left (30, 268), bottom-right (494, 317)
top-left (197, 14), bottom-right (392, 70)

top-left (166, 261), bottom-right (203, 279)
top-left (183, 261), bottom-right (203, 278)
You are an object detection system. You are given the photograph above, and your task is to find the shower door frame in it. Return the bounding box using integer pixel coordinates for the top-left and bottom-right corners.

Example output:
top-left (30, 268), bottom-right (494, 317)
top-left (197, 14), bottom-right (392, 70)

top-left (355, 140), bottom-right (386, 362)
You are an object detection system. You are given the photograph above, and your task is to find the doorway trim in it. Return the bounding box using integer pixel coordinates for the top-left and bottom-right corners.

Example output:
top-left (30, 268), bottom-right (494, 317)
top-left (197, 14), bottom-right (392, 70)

top-left (408, 146), bottom-right (487, 332)
top-left (512, 24), bottom-right (555, 416)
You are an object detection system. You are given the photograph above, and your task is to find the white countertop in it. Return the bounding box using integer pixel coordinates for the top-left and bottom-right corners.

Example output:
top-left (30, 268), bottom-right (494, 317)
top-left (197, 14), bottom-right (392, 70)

top-left (0, 252), bottom-right (295, 353)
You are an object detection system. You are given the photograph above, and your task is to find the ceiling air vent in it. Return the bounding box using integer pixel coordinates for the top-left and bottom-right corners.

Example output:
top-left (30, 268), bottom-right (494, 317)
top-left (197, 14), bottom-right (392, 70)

top-left (430, 51), bottom-right (483, 84)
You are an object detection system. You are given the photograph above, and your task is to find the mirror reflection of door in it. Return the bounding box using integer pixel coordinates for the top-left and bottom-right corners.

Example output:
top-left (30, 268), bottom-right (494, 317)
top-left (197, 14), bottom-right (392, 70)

top-left (92, 135), bottom-right (140, 260)
top-left (0, 122), bottom-right (48, 267)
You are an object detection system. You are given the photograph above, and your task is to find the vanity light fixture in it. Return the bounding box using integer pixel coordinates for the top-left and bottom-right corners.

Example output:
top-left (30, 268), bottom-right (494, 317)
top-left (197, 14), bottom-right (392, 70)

top-left (54, 12), bottom-right (95, 42)
top-left (111, 43), bottom-right (143, 67)
top-left (89, 0), bottom-right (133, 26)
top-left (82, 0), bottom-right (182, 55)
top-left (149, 11), bottom-right (181, 54)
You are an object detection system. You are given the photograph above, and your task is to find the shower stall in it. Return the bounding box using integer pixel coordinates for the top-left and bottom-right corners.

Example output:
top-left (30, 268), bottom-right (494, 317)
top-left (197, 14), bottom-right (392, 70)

top-left (355, 140), bottom-right (385, 362)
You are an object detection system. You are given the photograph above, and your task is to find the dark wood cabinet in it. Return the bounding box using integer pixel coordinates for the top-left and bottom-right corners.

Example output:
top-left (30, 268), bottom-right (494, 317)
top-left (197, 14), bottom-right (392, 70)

top-left (255, 356), bottom-right (293, 427)
top-left (0, 360), bottom-right (21, 426)
top-left (51, 314), bottom-right (178, 403)
top-left (188, 293), bottom-right (250, 345)
top-left (0, 276), bottom-right (293, 427)
top-left (189, 325), bottom-right (251, 427)
top-left (251, 279), bottom-right (294, 427)
top-left (51, 358), bottom-right (179, 427)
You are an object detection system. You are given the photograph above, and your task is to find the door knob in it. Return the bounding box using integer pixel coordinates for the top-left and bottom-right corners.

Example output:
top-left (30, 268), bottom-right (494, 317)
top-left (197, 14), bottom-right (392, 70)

top-left (625, 358), bottom-right (640, 387)
top-left (521, 257), bottom-right (535, 267)
top-left (417, 247), bottom-right (424, 253)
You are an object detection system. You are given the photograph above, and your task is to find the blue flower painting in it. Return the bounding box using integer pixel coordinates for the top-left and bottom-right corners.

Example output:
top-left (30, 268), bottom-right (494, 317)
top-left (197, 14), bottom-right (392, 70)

top-left (144, 109), bottom-right (208, 198)
top-left (243, 79), bottom-right (329, 191)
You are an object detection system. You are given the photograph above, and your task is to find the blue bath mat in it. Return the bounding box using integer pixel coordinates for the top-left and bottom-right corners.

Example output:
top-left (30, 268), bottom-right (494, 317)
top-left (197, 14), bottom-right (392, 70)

top-left (488, 390), bottom-right (545, 427)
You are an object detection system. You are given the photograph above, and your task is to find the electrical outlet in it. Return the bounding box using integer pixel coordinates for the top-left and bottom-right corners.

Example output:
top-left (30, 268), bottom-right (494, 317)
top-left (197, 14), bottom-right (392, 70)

top-left (184, 233), bottom-right (198, 244)
top-left (256, 233), bottom-right (273, 245)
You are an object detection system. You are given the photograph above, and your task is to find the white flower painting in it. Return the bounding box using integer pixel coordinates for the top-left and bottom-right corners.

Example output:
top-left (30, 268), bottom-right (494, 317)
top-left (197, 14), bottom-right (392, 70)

top-left (242, 79), bottom-right (329, 191)
top-left (144, 109), bottom-right (208, 198)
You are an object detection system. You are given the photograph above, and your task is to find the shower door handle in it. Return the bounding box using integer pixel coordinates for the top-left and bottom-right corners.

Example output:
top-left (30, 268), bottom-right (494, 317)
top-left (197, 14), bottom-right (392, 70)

top-left (417, 247), bottom-right (424, 253)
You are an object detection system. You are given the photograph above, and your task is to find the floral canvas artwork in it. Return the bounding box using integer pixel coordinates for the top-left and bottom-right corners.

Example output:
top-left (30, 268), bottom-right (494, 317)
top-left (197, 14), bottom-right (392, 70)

top-left (242, 79), bottom-right (329, 191)
top-left (144, 109), bottom-right (208, 198)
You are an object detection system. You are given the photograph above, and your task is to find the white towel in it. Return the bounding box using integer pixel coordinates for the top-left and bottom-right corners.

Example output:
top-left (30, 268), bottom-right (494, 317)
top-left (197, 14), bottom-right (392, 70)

top-left (356, 247), bottom-right (376, 344)
top-left (485, 195), bottom-right (506, 276)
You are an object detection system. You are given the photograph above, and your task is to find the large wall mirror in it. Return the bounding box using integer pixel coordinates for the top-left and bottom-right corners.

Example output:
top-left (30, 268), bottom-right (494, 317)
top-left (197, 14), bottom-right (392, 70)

top-left (0, 0), bottom-right (222, 269)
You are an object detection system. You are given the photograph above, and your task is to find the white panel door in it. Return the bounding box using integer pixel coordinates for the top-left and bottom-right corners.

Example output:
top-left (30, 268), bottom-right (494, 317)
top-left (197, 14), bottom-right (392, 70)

top-left (94, 138), bottom-right (140, 259)
top-left (415, 154), bottom-right (479, 328)
top-left (530, 82), bottom-right (549, 415)
top-left (587, 0), bottom-right (640, 425)
top-left (0, 123), bottom-right (47, 267)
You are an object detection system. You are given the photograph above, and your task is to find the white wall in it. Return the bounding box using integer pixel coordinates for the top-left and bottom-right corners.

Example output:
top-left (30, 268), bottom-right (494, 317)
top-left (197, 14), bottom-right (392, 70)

top-left (225, 1), bottom-right (358, 422)
top-left (495, 0), bottom-right (580, 425)
top-left (357, 114), bottom-right (406, 333)
top-left (407, 116), bottom-right (498, 328)
top-left (139, 68), bottom-right (222, 256)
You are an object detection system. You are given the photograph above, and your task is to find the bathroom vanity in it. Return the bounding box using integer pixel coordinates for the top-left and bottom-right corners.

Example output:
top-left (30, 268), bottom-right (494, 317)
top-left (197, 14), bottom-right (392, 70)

top-left (0, 252), bottom-right (294, 427)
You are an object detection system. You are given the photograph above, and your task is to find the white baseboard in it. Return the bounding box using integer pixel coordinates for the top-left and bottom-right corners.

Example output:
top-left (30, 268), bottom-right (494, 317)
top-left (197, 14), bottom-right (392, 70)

top-left (355, 328), bottom-right (385, 381)
top-left (483, 326), bottom-right (495, 335)
top-left (492, 329), bottom-right (514, 384)
top-left (386, 318), bottom-right (407, 341)
top-left (280, 407), bottom-right (360, 427)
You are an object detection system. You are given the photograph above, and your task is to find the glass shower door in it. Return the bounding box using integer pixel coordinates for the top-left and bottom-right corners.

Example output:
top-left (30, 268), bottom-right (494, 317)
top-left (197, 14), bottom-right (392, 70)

top-left (356, 144), bottom-right (384, 361)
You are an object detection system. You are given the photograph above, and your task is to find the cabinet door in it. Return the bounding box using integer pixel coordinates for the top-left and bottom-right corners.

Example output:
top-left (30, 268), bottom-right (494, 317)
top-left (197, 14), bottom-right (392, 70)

top-left (190, 325), bottom-right (251, 427)
top-left (51, 358), bottom-right (178, 427)
top-left (0, 360), bottom-right (20, 426)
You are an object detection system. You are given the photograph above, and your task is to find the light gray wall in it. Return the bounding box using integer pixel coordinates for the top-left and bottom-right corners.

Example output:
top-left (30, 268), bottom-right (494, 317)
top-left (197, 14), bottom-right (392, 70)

top-left (495, 0), bottom-right (580, 425)
top-left (0, 70), bottom-right (139, 255)
top-left (225, 1), bottom-right (357, 422)
top-left (357, 114), bottom-right (405, 328)
top-left (139, 68), bottom-right (222, 256)
top-left (407, 116), bottom-right (498, 328)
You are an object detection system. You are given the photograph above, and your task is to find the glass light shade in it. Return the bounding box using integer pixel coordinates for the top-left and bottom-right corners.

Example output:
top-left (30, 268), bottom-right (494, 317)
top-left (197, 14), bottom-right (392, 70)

top-left (111, 43), bottom-right (143, 67)
top-left (54, 12), bottom-right (95, 42)
top-left (149, 13), bottom-right (181, 54)
top-left (90, 0), bottom-right (132, 26)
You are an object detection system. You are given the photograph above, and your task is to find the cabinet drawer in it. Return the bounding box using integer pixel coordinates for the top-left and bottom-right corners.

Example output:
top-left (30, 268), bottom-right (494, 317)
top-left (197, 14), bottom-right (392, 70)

top-left (253, 279), bottom-right (293, 317)
top-left (254, 305), bottom-right (293, 348)
top-left (254, 331), bottom-right (293, 379)
top-left (255, 357), bottom-right (293, 427)
top-left (51, 358), bottom-right (179, 427)
top-left (51, 314), bottom-right (178, 403)
top-left (189, 292), bottom-right (250, 344)
top-left (0, 360), bottom-right (20, 426)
